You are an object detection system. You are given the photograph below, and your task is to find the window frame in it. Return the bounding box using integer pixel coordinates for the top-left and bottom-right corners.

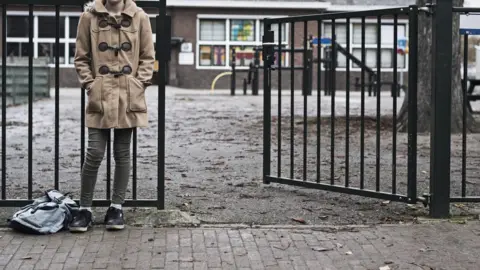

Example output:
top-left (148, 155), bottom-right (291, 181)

top-left (196, 14), bottom-right (289, 70)
top-left (321, 18), bottom-right (409, 72)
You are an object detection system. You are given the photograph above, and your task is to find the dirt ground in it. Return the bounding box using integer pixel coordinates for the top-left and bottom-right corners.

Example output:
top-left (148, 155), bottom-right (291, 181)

top-left (0, 87), bottom-right (479, 225)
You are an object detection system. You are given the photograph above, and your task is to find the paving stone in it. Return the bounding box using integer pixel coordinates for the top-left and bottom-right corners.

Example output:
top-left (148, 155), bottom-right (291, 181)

top-left (0, 223), bottom-right (477, 269)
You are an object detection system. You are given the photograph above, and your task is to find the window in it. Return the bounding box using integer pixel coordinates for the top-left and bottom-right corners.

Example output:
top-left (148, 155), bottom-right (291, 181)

top-left (6, 42), bottom-right (30, 60)
top-left (69, 16), bottom-right (80, 38)
top-left (230, 19), bottom-right (255, 41)
top-left (150, 17), bottom-right (157, 34)
top-left (197, 17), bottom-right (289, 69)
top-left (199, 45), bottom-right (226, 66)
top-left (323, 23), bottom-right (347, 44)
top-left (38, 16), bottom-right (66, 38)
top-left (260, 22), bottom-right (287, 43)
top-left (322, 20), bottom-right (408, 70)
top-left (7, 16), bottom-right (29, 38)
top-left (231, 46), bottom-right (255, 66)
top-left (38, 43), bottom-right (66, 64)
top-left (200, 19), bottom-right (226, 41)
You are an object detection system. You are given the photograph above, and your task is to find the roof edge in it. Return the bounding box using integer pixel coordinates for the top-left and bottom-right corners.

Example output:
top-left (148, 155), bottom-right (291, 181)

top-left (166, 0), bottom-right (331, 10)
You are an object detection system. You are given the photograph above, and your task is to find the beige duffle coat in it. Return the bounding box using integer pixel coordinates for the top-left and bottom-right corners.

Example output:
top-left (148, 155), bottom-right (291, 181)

top-left (74, 0), bottom-right (155, 129)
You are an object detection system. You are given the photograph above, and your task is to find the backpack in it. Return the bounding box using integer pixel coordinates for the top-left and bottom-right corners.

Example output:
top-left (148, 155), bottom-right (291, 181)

top-left (8, 189), bottom-right (79, 235)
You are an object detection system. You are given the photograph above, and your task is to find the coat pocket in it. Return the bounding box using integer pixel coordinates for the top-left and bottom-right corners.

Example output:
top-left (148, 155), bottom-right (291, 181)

top-left (127, 77), bottom-right (147, 112)
top-left (86, 77), bottom-right (103, 113)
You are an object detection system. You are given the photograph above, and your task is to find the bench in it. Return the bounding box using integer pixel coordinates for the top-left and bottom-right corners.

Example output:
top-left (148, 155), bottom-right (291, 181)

top-left (462, 78), bottom-right (480, 113)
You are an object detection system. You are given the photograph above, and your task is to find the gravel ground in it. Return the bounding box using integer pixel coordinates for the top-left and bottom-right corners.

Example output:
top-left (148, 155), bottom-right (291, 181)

top-left (0, 87), bottom-right (479, 225)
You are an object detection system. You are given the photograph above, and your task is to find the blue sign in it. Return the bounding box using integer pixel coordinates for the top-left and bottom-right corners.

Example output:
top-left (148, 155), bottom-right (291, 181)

top-left (397, 38), bottom-right (407, 50)
top-left (460, 14), bottom-right (480, 35)
top-left (312, 37), bottom-right (331, 46)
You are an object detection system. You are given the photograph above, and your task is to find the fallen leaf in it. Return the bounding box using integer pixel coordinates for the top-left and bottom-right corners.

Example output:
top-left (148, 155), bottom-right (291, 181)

top-left (291, 217), bottom-right (306, 224)
top-left (312, 247), bottom-right (334, 252)
top-left (273, 242), bottom-right (291, 250)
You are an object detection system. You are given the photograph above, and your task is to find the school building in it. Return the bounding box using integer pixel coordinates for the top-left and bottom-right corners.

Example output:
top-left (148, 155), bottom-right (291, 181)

top-left (0, 0), bottom-right (415, 90)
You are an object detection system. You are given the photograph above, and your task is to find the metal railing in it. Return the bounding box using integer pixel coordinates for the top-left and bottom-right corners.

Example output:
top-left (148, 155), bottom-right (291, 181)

top-left (0, 0), bottom-right (168, 209)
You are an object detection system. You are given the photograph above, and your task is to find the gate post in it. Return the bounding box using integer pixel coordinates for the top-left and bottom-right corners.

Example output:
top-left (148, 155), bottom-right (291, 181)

top-left (430, 0), bottom-right (452, 218)
top-left (407, 5), bottom-right (418, 204)
top-left (262, 21), bottom-right (274, 184)
top-left (156, 0), bottom-right (167, 210)
top-left (231, 48), bottom-right (236, 96)
top-left (253, 49), bottom-right (260, 95)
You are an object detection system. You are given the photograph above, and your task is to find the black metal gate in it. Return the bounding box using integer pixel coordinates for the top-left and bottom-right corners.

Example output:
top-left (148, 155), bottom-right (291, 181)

top-left (263, 2), bottom-right (480, 218)
top-left (0, 0), bottom-right (168, 209)
top-left (262, 7), bottom-right (421, 205)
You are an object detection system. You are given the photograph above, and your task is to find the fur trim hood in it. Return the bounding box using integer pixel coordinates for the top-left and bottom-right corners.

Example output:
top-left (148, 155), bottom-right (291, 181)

top-left (84, 0), bottom-right (142, 16)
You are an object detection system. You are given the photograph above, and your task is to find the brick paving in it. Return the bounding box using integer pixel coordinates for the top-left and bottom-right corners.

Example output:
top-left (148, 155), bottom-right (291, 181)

top-left (0, 222), bottom-right (478, 270)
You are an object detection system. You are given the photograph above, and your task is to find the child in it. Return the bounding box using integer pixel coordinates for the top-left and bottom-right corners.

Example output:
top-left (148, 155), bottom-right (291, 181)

top-left (70, 0), bottom-right (155, 232)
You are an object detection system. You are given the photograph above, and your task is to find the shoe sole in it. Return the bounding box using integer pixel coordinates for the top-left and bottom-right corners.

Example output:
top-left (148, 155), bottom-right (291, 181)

top-left (69, 226), bottom-right (90, 233)
top-left (105, 224), bottom-right (125, 230)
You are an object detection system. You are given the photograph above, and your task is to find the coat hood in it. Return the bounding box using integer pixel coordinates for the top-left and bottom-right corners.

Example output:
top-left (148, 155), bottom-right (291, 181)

top-left (84, 0), bottom-right (142, 17)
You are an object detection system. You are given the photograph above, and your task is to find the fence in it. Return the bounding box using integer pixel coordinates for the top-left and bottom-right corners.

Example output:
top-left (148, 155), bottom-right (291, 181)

top-left (0, 0), bottom-right (168, 209)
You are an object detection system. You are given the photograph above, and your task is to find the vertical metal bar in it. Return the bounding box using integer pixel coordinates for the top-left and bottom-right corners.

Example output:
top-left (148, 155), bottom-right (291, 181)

top-left (462, 33), bottom-right (468, 197)
top-left (1, 4), bottom-right (6, 200)
top-left (376, 16), bottom-right (381, 192)
top-left (392, 14), bottom-right (398, 194)
top-left (157, 0), bottom-right (166, 209)
top-left (330, 20), bottom-right (336, 185)
top-left (54, 5), bottom-right (60, 190)
top-left (263, 21), bottom-right (272, 180)
top-left (303, 21), bottom-right (308, 181)
top-left (133, 128), bottom-right (137, 200)
top-left (106, 130), bottom-right (111, 200)
top-left (278, 23), bottom-right (282, 178)
top-left (345, 18), bottom-right (350, 188)
top-left (231, 48), bottom-right (236, 96)
top-left (28, 5), bottom-right (33, 200)
top-left (290, 22), bottom-right (295, 180)
top-left (408, 5), bottom-right (418, 205)
top-left (80, 3), bottom-right (86, 169)
top-left (317, 20), bottom-right (321, 183)
top-left (360, 17), bottom-right (366, 189)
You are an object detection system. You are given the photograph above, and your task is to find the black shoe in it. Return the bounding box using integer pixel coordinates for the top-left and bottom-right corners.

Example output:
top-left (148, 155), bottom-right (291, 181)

top-left (104, 207), bottom-right (125, 230)
top-left (69, 209), bottom-right (93, 233)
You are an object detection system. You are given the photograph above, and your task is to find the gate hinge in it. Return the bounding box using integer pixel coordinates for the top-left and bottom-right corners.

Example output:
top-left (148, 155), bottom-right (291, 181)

top-left (420, 193), bottom-right (431, 207)
top-left (419, 3), bottom-right (434, 16)
top-left (262, 30), bottom-right (276, 69)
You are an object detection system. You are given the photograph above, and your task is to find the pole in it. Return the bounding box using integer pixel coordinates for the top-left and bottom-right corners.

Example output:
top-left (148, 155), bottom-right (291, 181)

top-left (430, 0), bottom-right (452, 218)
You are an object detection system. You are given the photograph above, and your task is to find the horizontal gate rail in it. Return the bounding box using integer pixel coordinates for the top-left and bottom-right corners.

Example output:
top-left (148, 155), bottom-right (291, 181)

top-left (0, 0), bottom-right (167, 208)
top-left (266, 177), bottom-right (412, 203)
top-left (266, 7), bottom-right (410, 24)
top-left (263, 6), bottom-right (419, 205)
